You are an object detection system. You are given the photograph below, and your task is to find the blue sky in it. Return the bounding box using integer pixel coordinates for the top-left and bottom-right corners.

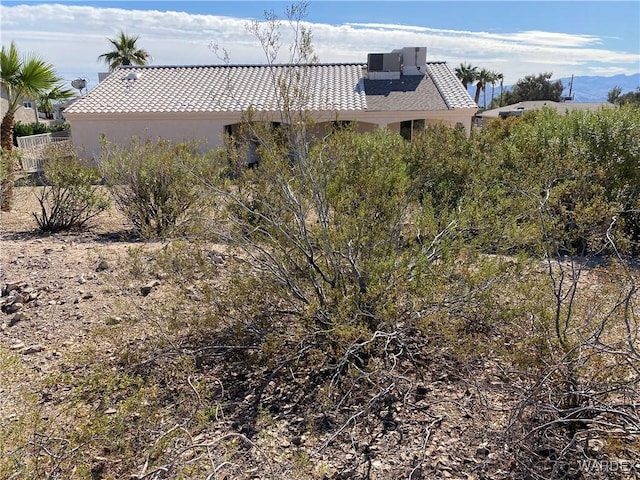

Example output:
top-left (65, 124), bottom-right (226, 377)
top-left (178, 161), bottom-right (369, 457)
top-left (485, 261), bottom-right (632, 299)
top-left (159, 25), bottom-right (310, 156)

top-left (1, 1), bottom-right (639, 92)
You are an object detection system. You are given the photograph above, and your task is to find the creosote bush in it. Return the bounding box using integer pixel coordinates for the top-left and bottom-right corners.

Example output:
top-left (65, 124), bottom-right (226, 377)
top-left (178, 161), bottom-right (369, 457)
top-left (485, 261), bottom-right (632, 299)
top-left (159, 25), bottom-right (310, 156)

top-left (202, 125), bottom-right (471, 415)
top-left (32, 150), bottom-right (109, 232)
top-left (100, 137), bottom-right (214, 238)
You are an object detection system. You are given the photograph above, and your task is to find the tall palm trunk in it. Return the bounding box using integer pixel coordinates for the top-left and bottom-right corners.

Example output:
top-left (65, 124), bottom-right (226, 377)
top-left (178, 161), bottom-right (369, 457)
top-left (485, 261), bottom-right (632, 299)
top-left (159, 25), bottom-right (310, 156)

top-left (1, 113), bottom-right (16, 211)
top-left (474, 83), bottom-right (483, 105)
top-left (1, 113), bottom-right (15, 151)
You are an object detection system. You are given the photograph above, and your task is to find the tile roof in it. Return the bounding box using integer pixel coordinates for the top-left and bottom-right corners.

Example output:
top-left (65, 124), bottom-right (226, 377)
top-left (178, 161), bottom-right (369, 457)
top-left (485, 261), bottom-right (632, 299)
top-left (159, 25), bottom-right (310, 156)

top-left (364, 74), bottom-right (448, 111)
top-left (426, 62), bottom-right (477, 109)
top-left (66, 62), bottom-right (476, 115)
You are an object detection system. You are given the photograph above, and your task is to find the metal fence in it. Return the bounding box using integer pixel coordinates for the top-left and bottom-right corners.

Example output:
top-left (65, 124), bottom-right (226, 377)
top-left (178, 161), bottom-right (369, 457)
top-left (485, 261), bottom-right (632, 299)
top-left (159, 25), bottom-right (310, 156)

top-left (16, 133), bottom-right (73, 173)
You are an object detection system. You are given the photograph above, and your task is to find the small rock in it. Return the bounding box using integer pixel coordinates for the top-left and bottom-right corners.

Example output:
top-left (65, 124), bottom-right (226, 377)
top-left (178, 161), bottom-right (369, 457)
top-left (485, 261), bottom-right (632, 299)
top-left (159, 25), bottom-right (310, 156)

top-left (9, 342), bottom-right (25, 350)
top-left (9, 293), bottom-right (25, 304)
top-left (105, 316), bottom-right (122, 325)
top-left (96, 260), bottom-right (110, 272)
top-left (104, 408), bottom-right (117, 415)
top-left (82, 292), bottom-right (94, 300)
top-left (279, 439), bottom-right (291, 448)
top-left (291, 436), bottom-right (303, 446)
top-left (21, 344), bottom-right (44, 354)
top-left (476, 444), bottom-right (490, 457)
top-left (8, 312), bottom-right (28, 326)
top-left (4, 302), bottom-right (24, 314)
top-left (77, 274), bottom-right (86, 284)
top-left (140, 280), bottom-right (160, 296)
top-left (2, 281), bottom-right (23, 296)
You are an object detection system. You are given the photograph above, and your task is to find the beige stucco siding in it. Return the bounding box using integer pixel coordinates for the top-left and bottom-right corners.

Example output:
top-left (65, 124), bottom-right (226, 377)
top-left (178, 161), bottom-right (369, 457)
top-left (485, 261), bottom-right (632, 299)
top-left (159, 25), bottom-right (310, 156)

top-left (1, 98), bottom-right (37, 125)
top-left (67, 107), bottom-right (476, 161)
top-left (67, 113), bottom-right (238, 160)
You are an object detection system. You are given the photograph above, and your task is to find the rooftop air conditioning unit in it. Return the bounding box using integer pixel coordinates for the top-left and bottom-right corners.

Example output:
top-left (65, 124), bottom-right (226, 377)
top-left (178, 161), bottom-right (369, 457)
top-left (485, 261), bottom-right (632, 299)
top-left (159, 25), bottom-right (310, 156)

top-left (401, 47), bottom-right (427, 75)
top-left (367, 52), bottom-right (401, 80)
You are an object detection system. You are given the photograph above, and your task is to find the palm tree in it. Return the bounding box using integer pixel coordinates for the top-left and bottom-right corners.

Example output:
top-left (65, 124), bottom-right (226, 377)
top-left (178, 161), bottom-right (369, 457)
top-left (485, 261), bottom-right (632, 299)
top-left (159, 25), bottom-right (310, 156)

top-left (37, 85), bottom-right (74, 120)
top-left (488, 71), bottom-right (503, 108)
top-left (474, 68), bottom-right (491, 107)
top-left (97, 31), bottom-right (152, 71)
top-left (1, 42), bottom-right (70, 150)
top-left (1, 41), bottom-right (73, 210)
top-left (454, 62), bottom-right (479, 91)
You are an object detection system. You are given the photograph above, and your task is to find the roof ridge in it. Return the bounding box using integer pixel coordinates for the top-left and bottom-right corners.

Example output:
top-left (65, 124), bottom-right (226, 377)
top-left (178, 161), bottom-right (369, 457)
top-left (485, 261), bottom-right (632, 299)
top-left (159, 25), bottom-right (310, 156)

top-left (117, 63), bottom-right (368, 70)
top-left (117, 61), bottom-right (449, 70)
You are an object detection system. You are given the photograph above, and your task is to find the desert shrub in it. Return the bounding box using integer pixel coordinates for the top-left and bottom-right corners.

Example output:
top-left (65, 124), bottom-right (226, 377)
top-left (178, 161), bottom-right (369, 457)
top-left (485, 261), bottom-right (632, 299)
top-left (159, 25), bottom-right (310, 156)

top-left (100, 137), bottom-right (214, 238)
top-left (464, 106), bottom-right (640, 256)
top-left (570, 104), bottom-right (640, 252)
top-left (0, 148), bottom-right (22, 211)
top-left (501, 245), bottom-right (640, 479)
top-left (407, 124), bottom-right (476, 231)
top-left (200, 125), bottom-right (474, 420)
top-left (32, 150), bottom-right (109, 232)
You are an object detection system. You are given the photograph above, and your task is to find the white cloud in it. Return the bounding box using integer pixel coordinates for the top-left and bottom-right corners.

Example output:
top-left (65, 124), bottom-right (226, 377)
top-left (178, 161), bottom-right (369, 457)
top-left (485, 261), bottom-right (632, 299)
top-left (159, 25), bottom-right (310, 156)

top-left (1, 3), bottom-right (637, 90)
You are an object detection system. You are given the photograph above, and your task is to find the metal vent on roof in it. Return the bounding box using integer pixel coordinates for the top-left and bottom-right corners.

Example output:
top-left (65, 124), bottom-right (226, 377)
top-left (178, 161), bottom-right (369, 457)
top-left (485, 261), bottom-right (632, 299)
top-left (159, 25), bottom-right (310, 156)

top-left (367, 53), bottom-right (401, 72)
top-left (368, 54), bottom-right (384, 72)
top-left (367, 52), bottom-right (402, 80)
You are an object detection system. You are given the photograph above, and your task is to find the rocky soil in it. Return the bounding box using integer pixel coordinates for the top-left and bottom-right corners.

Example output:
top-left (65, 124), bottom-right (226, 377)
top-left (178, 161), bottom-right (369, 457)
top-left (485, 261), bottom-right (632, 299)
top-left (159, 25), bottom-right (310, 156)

top-left (0, 188), bottom-right (516, 479)
top-left (0, 187), bottom-right (150, 357)
top-left (2, 187), bottom-right (634, 479)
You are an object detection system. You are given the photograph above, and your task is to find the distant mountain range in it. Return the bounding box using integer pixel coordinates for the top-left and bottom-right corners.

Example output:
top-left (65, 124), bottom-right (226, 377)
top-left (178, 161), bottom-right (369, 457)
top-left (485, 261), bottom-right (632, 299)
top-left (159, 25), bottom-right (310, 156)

top-left (557, 73), bottom-right (640, 102)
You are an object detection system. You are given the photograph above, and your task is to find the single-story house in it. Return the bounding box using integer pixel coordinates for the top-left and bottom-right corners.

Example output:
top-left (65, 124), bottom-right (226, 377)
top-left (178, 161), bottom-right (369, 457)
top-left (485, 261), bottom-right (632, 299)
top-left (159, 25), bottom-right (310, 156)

top-left (65, 47), bottom-right (477, 160)
top-left (474, 100), bottom-right (613, 127)
top-left (1, 86), bottom-right (39, 125)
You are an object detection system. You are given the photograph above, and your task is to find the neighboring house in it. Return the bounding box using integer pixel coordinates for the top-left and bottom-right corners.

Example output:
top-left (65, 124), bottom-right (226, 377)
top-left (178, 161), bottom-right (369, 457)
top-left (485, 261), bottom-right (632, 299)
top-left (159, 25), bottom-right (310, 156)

top-left (1, 86), bottom-right (38, 125)
top-left (474, 100), bottom-right (613, 127)
top-left (65, 47), bottom-right (477, 160)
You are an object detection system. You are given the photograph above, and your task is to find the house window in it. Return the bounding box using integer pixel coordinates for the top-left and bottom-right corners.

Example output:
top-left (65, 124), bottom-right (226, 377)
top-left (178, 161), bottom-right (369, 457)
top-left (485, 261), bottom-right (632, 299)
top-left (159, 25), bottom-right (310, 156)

top-left (23, 101), bottom-right (33, 109)
top-left (400, 119), bottom-right (425, 141)
top-left (332, 120), bottom-right (352, 130)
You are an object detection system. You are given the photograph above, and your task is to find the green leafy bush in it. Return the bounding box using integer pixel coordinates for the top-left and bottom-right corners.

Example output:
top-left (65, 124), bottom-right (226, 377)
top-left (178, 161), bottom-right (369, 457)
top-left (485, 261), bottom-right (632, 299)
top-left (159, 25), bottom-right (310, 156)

top-left (464, 105), bottom-right (640, 255)
top-left (101, 137), bottom-right (214, 238)
top-left (33, 150), bottom-right (109, 232)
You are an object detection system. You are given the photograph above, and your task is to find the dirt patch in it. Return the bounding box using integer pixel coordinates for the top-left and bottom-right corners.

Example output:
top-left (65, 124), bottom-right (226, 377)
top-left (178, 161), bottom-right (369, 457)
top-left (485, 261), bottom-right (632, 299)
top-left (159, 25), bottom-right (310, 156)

top-left (1, 187), bottom-right (152, 353)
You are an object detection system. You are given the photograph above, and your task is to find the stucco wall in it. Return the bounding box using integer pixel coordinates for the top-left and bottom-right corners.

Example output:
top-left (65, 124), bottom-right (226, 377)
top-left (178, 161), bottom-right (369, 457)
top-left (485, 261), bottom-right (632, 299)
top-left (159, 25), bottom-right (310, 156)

top-left (68, 114), bottom-right (233, 161)
top-left (68, 108), bottom-right (476, 161)
top-left (1, 98), bottom-right (38, 125)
